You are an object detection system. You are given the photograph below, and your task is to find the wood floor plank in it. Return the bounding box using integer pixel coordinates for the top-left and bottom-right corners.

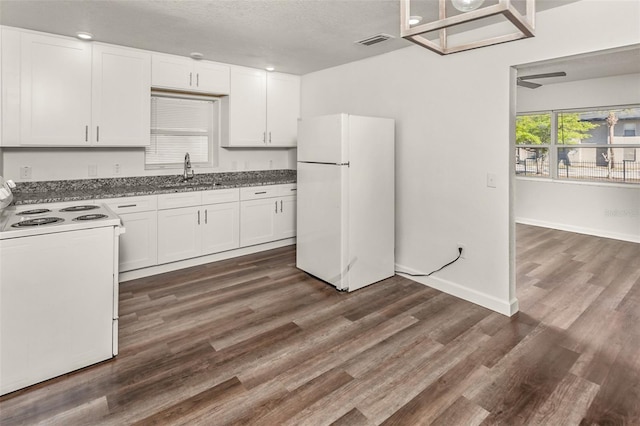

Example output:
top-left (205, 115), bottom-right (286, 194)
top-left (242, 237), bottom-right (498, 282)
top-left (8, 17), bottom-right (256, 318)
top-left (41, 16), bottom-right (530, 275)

top-left (1, 226), bottom-right (638, 425)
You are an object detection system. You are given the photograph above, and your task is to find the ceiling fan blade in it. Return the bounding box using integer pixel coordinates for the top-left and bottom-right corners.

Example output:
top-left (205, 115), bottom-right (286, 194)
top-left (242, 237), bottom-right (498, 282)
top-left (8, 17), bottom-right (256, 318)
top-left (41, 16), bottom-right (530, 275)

top-left (518, 71), bottom-right (567, 80)
top-left (517, 80), bottom-right (542, 89)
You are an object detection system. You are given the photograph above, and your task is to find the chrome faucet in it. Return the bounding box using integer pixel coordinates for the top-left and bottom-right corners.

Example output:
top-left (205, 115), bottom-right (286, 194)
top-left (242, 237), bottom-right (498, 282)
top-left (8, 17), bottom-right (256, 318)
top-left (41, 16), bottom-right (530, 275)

top-left (183, 152), bottom-right (195, 181)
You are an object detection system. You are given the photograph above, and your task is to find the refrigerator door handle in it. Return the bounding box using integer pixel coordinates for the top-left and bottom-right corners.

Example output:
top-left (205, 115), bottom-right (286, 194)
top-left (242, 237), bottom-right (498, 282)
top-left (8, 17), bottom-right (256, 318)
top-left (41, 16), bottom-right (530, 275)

top-left (298, 161), bottom-right (350, 166)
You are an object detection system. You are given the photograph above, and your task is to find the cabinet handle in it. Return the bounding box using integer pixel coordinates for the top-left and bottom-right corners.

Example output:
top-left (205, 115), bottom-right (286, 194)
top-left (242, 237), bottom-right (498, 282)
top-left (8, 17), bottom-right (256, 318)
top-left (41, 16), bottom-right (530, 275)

top-left (280, 200), bottom-right (283, 212)
top-left (198, 210), bottom-right (201, 225)
top-left (85, 125), bottom-right (88, 142)
top-left (269, 132), bottom-right (272, 143)
top-left (118, 204), bottom-right (137, 208)
top-left (190, 72), bottom-right (193, 86)
top-left (254, 191), bottom-right (267, 195)
top-left (263, 132), bottom-right (266, 144)
top-left (197, 73), bottom-right (199, 87)
top-left (290, 188), bottom-right (297, 192)
top-left (275, 201), bottom-right (278, 213)
top-left (96, 126), bottom-right (100, 142)
top-left (205, 209), bottom-right (208, 224)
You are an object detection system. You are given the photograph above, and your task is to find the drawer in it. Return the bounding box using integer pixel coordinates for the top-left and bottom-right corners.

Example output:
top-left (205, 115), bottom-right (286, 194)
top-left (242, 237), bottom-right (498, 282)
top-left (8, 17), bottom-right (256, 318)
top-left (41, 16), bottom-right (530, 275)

top-left (201, 188), bottom-right (240, 205)
top-left (240, 184), bottom-right (296, 201)
top-left (158, 191), bottom-right (202, 210)
top-left (276, 184), bottom-right (297, 197)
top-left (101, 195), bottom-right (158, 214)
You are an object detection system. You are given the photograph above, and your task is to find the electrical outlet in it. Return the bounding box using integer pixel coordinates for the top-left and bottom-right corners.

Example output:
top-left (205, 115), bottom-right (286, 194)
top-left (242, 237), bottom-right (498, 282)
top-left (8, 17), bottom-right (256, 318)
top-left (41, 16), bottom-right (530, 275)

top-left (88, 165), bottom-right (97, 177)
top-left (20, 166), bottom-right (32, 180)
top-left (114, 164), bottom-right (121, 175)
top-left (457, 243), bottom-right (467, 259)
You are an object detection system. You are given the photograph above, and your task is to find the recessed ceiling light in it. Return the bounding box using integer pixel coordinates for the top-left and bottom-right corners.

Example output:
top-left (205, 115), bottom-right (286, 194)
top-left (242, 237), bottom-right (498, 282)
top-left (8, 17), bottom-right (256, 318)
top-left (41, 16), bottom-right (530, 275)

top-left (409, 16), bottom-right (423, 25)
top-left (266, 66), bottom-right (275, 72)
top-left (190, 52), bottom-right (204, 60)
top-left (75, 32), bottom-right (93, 40)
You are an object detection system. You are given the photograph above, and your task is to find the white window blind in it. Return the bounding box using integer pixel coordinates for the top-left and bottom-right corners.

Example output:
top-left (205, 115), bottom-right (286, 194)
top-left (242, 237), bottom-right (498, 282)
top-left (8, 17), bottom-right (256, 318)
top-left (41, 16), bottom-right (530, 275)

top-left (146, 95), bottom-right (218, 167)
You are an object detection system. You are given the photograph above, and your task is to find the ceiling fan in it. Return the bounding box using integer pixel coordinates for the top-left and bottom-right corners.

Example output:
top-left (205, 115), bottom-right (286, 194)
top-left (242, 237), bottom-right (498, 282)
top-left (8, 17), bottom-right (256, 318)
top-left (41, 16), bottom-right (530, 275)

top-left (517, 71), bottom-right (567, 89)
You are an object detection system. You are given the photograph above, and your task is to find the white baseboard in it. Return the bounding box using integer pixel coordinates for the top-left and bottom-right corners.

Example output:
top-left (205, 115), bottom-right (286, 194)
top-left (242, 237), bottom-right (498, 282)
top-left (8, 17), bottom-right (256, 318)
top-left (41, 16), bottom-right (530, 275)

top-left (395, 263), bottom-right (518, 317)
top-left (120, 238), bottom-right (296, 282)
top-left (515, 217), bottom-right (640, 243)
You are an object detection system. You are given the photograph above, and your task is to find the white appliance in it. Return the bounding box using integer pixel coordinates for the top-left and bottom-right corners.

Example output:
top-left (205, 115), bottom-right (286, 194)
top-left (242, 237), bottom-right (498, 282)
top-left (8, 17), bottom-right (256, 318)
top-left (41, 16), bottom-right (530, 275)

top-left (296, 114), bottom-right (395, 291)
top-left (0, 203), bottom-right (123, 396)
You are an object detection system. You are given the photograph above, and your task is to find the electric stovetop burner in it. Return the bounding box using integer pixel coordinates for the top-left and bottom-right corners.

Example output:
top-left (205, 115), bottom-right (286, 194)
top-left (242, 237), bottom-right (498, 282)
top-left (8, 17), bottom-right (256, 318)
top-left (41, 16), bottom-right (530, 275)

top-left (18, 208), bottom-right (52, 215)
top-left (11, 217), bottom-right (64, 227)
top-left (73, 214), bottom-right (108, 221)
top-left (60, 205), bottom-right (99, 212)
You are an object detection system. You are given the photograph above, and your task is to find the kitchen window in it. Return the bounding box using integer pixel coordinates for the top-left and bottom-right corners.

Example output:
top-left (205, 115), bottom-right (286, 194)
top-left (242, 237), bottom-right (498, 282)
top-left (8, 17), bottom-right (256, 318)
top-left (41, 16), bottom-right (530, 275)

top-left (515, 105), bottom-right (640, 184)
top-left (146, 94), bottom-right (220, 169)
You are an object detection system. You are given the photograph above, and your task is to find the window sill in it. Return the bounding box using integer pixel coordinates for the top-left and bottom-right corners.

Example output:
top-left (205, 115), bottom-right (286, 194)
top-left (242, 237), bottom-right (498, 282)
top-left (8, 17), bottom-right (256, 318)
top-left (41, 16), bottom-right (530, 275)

top-left (515, 175), bottom-right (640, 189)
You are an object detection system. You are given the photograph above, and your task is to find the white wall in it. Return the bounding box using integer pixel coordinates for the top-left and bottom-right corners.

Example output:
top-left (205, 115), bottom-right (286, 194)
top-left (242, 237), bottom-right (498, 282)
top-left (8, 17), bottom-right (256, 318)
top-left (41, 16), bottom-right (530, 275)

top-left (517, 73), bottom-right (640, 112)
top-left (516, 72), bottom-right (640, 243)
top-left (301, 0), bottom-right (640, 315)
top-left (1, 146), bottom-right (296, 182)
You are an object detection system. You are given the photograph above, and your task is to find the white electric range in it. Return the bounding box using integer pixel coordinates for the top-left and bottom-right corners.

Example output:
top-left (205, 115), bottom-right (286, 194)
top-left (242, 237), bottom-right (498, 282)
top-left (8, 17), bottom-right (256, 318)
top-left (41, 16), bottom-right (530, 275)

top-left (0, 203), bottom-right (124, 395)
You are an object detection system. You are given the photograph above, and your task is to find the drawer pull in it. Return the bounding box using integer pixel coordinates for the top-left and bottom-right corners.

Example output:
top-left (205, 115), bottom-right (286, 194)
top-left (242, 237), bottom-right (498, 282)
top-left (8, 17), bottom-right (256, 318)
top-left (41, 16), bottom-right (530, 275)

top-left (255, 191), bottom-right (267, 195)
top-left (290, 188), bottom-right (297, 191)
top-left (118, 204), bottom-right (137, 208)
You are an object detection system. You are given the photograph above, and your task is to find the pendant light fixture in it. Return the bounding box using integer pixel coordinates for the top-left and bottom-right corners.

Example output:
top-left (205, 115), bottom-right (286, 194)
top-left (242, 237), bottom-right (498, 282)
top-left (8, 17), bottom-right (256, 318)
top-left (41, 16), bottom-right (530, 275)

top-left (400, 0), bottom-right (535, 55)
top-left (451, 0), bottom-right (485, 12)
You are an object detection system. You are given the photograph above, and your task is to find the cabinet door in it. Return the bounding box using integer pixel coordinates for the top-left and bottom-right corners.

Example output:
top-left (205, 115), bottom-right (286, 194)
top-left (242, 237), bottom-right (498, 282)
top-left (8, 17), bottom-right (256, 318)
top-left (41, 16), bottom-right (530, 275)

top-left (275, 195), bottom-right (297, 240)
top-left (201, 202), bottom-right (240, 255)
top-left (20, 33), bottom-right (92, 145)
top-left (157, 206), bottom-right (202, 264)
top-left (266, 73), bottom-right (300, 147)
top-left (92, 44), bottom-right (151, 146)
top-left (118, 211), bottom-right (158, 272)
top-left (151, 54), bottom-right (192, 90)
top-left (194, 61), bottom-right (230, 95)
top-left (223, 67), bottom-right (267, 147)
top-left (240, 198), bottom-right (277, 247)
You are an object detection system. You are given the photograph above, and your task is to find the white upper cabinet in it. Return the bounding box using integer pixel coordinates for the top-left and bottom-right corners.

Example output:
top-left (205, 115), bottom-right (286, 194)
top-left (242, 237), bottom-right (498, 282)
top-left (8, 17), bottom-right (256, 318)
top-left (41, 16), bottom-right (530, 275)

top-left (266, 72), bottom-right (300, 147)
top-left (1, 27), bottom-right (151, 147)
top-left (223, 67), bottom-right (267, 147)
top-left (19, 31), bottom-right (92, 146)
top-left (222, 67), bottom-right (300, 148)
top-left (151, 53), bottom-right (230, 95)
top-left (92, 44), bottom-right (151, 146)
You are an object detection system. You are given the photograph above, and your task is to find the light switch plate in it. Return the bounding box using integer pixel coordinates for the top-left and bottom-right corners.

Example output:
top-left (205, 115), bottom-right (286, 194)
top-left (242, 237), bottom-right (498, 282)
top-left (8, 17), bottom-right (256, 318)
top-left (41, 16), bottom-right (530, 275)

top-left (487, 173), bottom-right (497, 188)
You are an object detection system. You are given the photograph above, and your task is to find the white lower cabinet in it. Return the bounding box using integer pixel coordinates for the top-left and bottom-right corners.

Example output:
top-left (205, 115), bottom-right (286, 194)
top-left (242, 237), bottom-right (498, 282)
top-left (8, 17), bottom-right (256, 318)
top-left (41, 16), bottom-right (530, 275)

top-left (157, 189), bottom-right (240, 264)
top-left (118, 211), bottom-right (158, 272)
top-left (101, 195), bottom-right (158, 272)
top-left (201, 202), bottom-right (240, 255)
top-left (157, 205), bottom-right (202, 264)
top-left (240, 185), bottom-right (297, 247)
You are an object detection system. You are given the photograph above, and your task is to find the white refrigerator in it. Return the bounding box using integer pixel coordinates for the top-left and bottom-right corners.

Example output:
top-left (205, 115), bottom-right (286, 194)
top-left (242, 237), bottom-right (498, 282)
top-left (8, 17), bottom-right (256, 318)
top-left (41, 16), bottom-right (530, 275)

top-left (296, 113), bottom-right (395, 291)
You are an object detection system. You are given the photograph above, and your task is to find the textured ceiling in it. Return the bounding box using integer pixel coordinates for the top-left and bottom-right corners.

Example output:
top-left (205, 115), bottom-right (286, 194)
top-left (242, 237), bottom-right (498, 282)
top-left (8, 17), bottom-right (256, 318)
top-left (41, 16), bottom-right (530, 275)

top-left (0, 0), bottom-right (583, 75)
top-left (517, 45), bottom-right (640, 86)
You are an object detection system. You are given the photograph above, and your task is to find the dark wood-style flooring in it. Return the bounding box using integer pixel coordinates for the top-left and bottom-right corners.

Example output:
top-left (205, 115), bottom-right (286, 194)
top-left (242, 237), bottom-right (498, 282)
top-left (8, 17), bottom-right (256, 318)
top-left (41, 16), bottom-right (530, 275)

top-left (1, 224), bottom-right (639, 425)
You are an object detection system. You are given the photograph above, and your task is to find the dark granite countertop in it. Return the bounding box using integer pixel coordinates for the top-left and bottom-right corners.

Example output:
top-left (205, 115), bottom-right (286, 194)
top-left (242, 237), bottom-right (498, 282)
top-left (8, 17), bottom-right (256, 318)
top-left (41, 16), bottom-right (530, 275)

top-left (12, 170), bottom-right (297, 205)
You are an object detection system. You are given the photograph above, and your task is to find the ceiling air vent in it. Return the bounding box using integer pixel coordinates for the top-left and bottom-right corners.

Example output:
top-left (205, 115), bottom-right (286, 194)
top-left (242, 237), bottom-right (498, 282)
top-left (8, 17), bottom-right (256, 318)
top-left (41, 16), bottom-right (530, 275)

top-left (355, 33), bottom-right (395, 46)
